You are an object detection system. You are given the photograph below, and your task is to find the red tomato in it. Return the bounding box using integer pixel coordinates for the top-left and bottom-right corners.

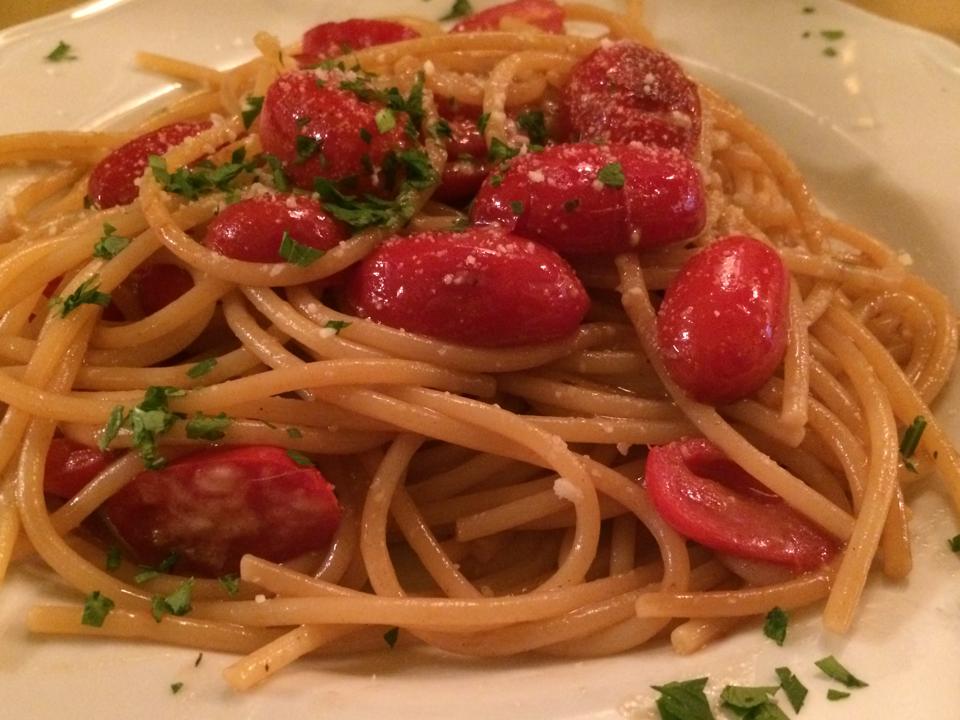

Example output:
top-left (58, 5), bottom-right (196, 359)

top-left (43, 438), bottom-right (115, 500)
top-left (134, 263), bottom-right (195, 316)
top-left (470, 142), bottom-right (705, 255)
top-left (103, 445), bottom-right (341, 575)
top-left (88, 121), bottom-right (212, 209)
top-left (644, 438), bottom-right (837, 571)
top-left (562, 42), bottom-right (701, 155)
top-left (657, 235), bottom-right (789, 405)
top-left (432, 103), bottom-right (491, 204)
top-left (203, 194), bottom-right (347, 263)
top-left (452, 0), bottom-right (565, 33)
top-left (345, 227), bottom-right (589, 347)
top-left (258, 71), bottom-right (411, 192)
top-left (434, 158), bottom-right (490, 205)
top-left (299, 19), bottom-right (419, 65)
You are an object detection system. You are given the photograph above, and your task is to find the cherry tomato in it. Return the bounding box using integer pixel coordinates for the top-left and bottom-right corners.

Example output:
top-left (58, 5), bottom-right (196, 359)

top-left (88, 121), bottom-right (212, 209)
top-left (657, 235), bottom-right (789, 405)
top-left (104, 445), bottom-right (341, 575)
top-left (562, 42), bottom-right (701, 155)
top-left (299, 19), bottom-right (419, 66)
top-left (434, 158), bottom-right (490, 205)
top-left (432, 103), bottom-right (491, 204)
top-left (470, 142), bottom-right (705, 255)
top-left (452, 0), bottom-right (565, 33)
top-left (644, 438), bottom-right (837, 571)
top-left (345, 227), bottom-right (589, 347)
top-left (203, 193), bottom-right (347, 263)
top-left (133, 263), bottom-right (195, 316)
top-left (258, 71), bottom-right (411, 192)
top-left (43, 438), bottom-right (116, 500)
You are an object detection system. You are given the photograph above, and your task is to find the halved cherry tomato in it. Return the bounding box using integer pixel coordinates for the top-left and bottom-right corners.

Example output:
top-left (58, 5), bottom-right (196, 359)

top-left (345, 227), bottom-right (589, 347)
top-left (299, 19), bottom-right (419, 66)
top-left (657, 235), bottom-right (789, 405)
top-left (103, 445), bottom-right (341, 575)
top-left (88, 121), bottom-right (212, 209)
top-left (203, 193), bottom-right (347, 263)
top-left (258, 70), bottom-right (412, 192)
top-left (470, 142), bottom-right (705, 255)
top-left (452, 0), bottom-right (565, 33)
top-left (562, 42), bottom-right (701, 155)
top-left (43, 438), bottom-right (116, 500)
top-left (644, 438), bottom-right (837, 571)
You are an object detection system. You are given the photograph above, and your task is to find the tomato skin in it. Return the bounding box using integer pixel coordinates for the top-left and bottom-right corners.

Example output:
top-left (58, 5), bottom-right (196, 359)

top-left (345, 227), bottom-right (589, 347)
top-left (103, 445), bottom-right (341, 576)
top-left (133, 263), bottom-right (195, 316)
top-left (258, 71), bottom-right (411, 192)
top-left (434, 158), bottom-right (490, 205)
top-left (657, 235), bottom-right (789, 405)
top-left (644, 438), bottom-right (837, 572)
top-left (88, 121), bottom-right (212, 209)
top-left (452, 0), bottom-right (566, 33)
top-left (562, 42), bottom-right (701, 155)
top-left (470, 142), bottom-right (705, 255)
top-left (43, 438), bottom-right (116, 500)
top-left (203, 194), bottom-right (347, 263)
top-left (299, 19), bottom-right (419, 65)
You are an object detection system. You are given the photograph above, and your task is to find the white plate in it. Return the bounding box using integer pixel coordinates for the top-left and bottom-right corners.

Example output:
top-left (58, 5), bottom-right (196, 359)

top-left (1, 1), bottom-right (959, 718)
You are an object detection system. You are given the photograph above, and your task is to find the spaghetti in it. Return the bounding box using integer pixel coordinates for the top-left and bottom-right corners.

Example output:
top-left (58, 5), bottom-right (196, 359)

top-left (0, 0), bottom-right (957, 694)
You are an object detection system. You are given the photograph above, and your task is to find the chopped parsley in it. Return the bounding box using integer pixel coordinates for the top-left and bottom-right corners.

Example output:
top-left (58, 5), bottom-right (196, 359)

top-left (359, 127), bottom-right (373, 144)
top-left (286, 427), bottom-right (304, 439)
top-left (820, 29), bottom-right (846, 41)
top-left (651, 677), bottom-right (715, 720)
top-left (375, 107), bottom-right (397, 134)
top-left (340, 71), bottom-right (426, 136)
top-left (564, 198), bottom-right (580, 212)
top-left (822, 46), bottom-right (838, 57)
top-left (100, 405), bottom-right (125, 451)
top-left (440, 0), bottom-right (473, 21)
top-left (241, 95), bottom-right (264, 129)
top-left (774, 667), bottom-right (808, 713)
top-left (81, 591), bottom-right (114, 627)
top-left (899, 415), bottom-right (927, 471)
top-left (294, 135), bottom-right (323, 164)
top-left (186, 357), bottom-right (217, 379)
top-left (949, 534), bottom-right (960, 552)
top-left (134, 551), bottom-right (181, 584)
top-left (719, 685), bottom-right (785, 719)
top-left (170, 682), bottom-right (184, 694)
top-left (488, 137), bottom-right (519, 163)
top-left (476, 112), bottom-right (490, 135)
top-left (49, 276), bottom-right (111, 318)
top-left (490, 174), bottom-right (504, 187)
top-left (46, 41), bottom-right (77, 62)
top-left (827, 689), bottom-right (850, 701)
top-left (763, 607), bottom-right (788, 646)
top-left (92, 223), bottom-right (130, 259)
top-left (314, 179), bottom-right (416, 230)
top-left (105, 545), bottom-right (122, 571)
top-left (100, 386), bottom-right (186, 469)
top-left (151, 578), bottom-right (195, 622)
top-left (597, 161), bottom-right (625, 188)
top-left (279, 231), bottom-right (325, 267)
top-left (814, 655), bottom-right (868, 688)
top-left (516, 110), bottom-right (548, 146)
top-left (383, 626), bottom-right (400, 648)
top-left (148, 155), bottom-right (251, 200)
top-left (286, 449), bottom-right (315, 467)
top-left (185, 411), bottom-right (231, 441)
top-left (262, 153), bottom-right (291, 192)
top-left (431, 118), bottom-right (452, 140)
top-left (323, 320), bottom-right (351, 333)
top-left (219, 573), bottom-right (241, 597)
top-left (510, 200), bottom-right (524, 215)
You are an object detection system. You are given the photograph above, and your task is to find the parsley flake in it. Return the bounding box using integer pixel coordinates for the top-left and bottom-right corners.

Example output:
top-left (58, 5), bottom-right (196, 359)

top-left (219, 573), bottom-right (241, 597)
top-left (827, 689), bottom-right (850, 701)
top-left (774, 667), bottom-right (807, 713)
top-left (279, 231), bottom-right (325, 267)
top-left (822, 46), bottom-right (838, 57)
top-left (719, 685), bottom-right (781, 714)
top-left (286, 427), bottom-right (304, 439)
top-left (375, 108), bottom-right (397, 134)
top-left (383, 626), bottom-right (400, 648)
top-left (899, 415), bottom-right (927, 472)
top-left (46, 41), bottom-right (77, 62)
top-left (820, 29), bottom-right (846, 40)
top-left (241, 96), bottom-right (264, 129)
top-left (286, 449), bottom-right (314, 467)
top-left (564, 198), bottom-right (580, 212)
top-left (262, 153), bottom-right (291, 192)
top-left (100, 405), bottom-right (125, 451)
top-left (101, 386), bottom-right (186, 468)
top-left (763, 607), bottom-right (788, 646)
top-left (814, 655), bottom-right (868, 688)
top-left (432, 118), bottom-right (452, 140)
top-left (151, 579), bottom-right (195, 622)
top-left (323, 319), bottom-right (351, 333)
top-left (93, 223), bottom-right (130, 259)
top-left (185, 411), bottom-right (231, 441)
top-left (314, 179), bottom-right (415, 230)
top-left (49, 276), bottom-right (111, 318)
top-left (440, 0), bottom-right (473, 20)
top-left (516, 109), bottom-right (548, 146)
top-left (170, 682), bottom-right (184, 694)
top-left (949, 534), bottom-right (960, 552)
top-left (488, 137), bottom-right (519, 162)
top-left (295, 135), bottom-right (323, 164)
top-left (597, 162), bottom-right (625, 188)
top-left (477, 112), bottom-right (490, 135)
top-left (148, 155), bottom-right (250, 200)
top-left (510, 200), bottom-right (524, 215)
top-left (651, 677), bottom-right (715, 720)
top-left (81, 591), bottom-right (115, 627)
top-left (134, 551), bottom-right (180, 584)
top-left (186, 357), bottom-right (217, 379)
top-left (105, 545), bottom-right (122, 571)
top-left (359, 127), bottom-right (373, 144)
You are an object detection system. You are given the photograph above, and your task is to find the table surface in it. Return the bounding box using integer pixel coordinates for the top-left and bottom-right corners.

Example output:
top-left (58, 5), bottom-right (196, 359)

top-left (1, 0), bottom-right (958, 42)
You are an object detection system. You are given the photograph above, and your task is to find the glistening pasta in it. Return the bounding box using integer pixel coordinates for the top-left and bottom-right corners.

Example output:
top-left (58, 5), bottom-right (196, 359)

top-left (0, 0), bottom-right (957, 694)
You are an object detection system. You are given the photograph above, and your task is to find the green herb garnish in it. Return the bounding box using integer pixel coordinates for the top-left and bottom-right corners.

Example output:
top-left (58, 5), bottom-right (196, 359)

top-left (440, 0), bottom-right (473, 21)
top-left (827, 689), bottom-right (850, 701)
top-left (81, 591), bottom-right (114, 627)
top-left (323, 320), bottom-right (351, 334)
top-left (763, 607), bottom-right (788, 646)
top-left (279, 231), bottom-right (325, 267)
top-left (477, 112), bottom-right (490, 135)
top-left (134, 551), bottom-right (181, 584)
top-left (597, 161), bottom-right (625, 188)
top-left (93, 223), bottom-right (130, 259)
top-left (899, 415), bottom-right (927, 472)
top-left (651, 677), bottom-right (715, 720)
top-left (375, 108), bottom-right (397, 134)
top-left (516, 109), bottom-right (548, 146)
top-left (105, 545), bottom-right (122, 571)
top-left (46, 41), bottom-right (77, 62)
top-left (949, 534), bottom-right (960, 552)
top-left (820, 29), bottom-right (845, 40)
top-left (170, 682), bottom-right (184, 694)
top-left (151, 578), bottom-right (195, 622)
top-left (285, 449), bottom-right (314, 467)
top-left (49, 276), bottom-right (111, 317)
top-left (383, 626), bottom-right (400, 648)
top-left (814, 655), bottom-right (868, 688)
top-left (242, 95), bottom-right (264, 129)
top-left (185, 411), bottom-right (231, 441)
top-left (186, 357), bottom-right (217, 379)
top-left (774, 667), bottom-right (808, 713)
top-left (510, 200), bottom-right (524, 215)
top-left (488, 137), bottom-right (519, 162)
top-left (219, 573), bottom-right (241, 597)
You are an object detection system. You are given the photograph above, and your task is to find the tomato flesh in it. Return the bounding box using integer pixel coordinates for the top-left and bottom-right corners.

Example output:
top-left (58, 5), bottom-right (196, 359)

top-left (657, 235), bottom-right (790, 405)
top-left (644, 438), bottom-right (837, 571)
top-left (345, 227), bottom-right (589, 347)
top-left (470, 142), bottom-right (705, 255)
top-left (562, 42), bottom-right (701, 155)
top-left (88, 121), bottom-right (211, 209)
top-left (452, 0), bottom-right (566, 33)
top-left (43, 438), bottom-right (115, 500)
top-left (103, 445), bottom-right (341, 575)
top-left (299, 19), bottom-right (418, 65)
